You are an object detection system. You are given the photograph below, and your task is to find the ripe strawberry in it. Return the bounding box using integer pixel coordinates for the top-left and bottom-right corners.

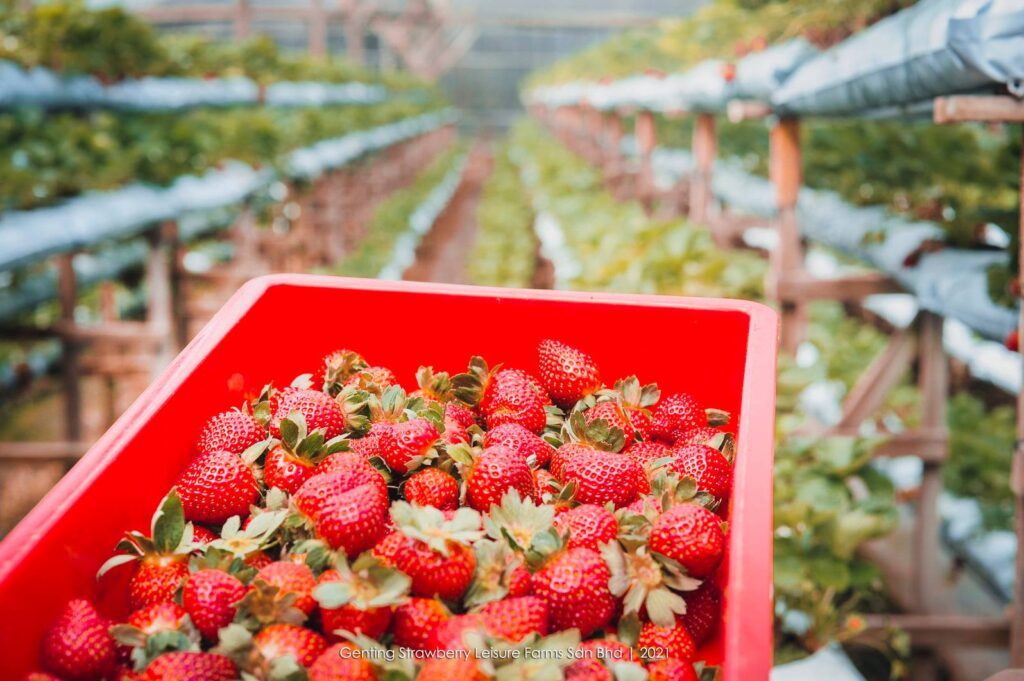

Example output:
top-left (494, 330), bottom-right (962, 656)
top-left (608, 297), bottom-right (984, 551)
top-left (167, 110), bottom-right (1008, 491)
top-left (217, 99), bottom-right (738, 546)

top-left (648, 658), bottom-right (700, 681)
top-left (532, 547), bottom-right (615, 636)
top-left (625, 440), bottom-right (671, 471)
top-left (561, 449), bottom-right (642, 508)
top-left (41, 599), bottom-right (116, 681)
top-left (128, 560), bottom-right (190, 612)
top-left (127, 601), bottom-right (189, 635)
top-left (347, 424), bottom-right (386, 460)
top-left (264, 444), bottom-right (317, 494)
top-left (23, 673), bottom-right (65, 681)
top-left (534, 468), bottom-right (560, 505)
top-left (293, 467), bottom-right (389, 556)
top-left (484, 422), bottom-right (555, 468)
top-left (586, 402), bottom-right (635, 444)
top-left (175, 450), bottom-right (259, 524)
top-left (308, 643), bottom-right (375, 681)
top-left (255, 561), bottom-right (317, 615)
top-left (649, 504), bottom-right (725, 578)
top-left (191, 524), bottom-right (219, 544)
top-left (537, 339), bottom-right (602, 408)
top-left (253, 624), bottom-right (327, 668)
top-left (197, 409), bottom-right (264, 456)
top-left (477, 596), bottom-right (549, 641)
top-left (553, 504), bottom-right (618, 550)
top-left (344, 366), bottom-right (398, 397)
top-left (428, 613), bottom-right (485, 651)
top-left (681, 582), bottom-right (722, 645)
top-left (445, 401), bottom-right (477, 429)
top-left (678, 426), bottom-right (725, 446)
top-left (638, 620), bottom-right (697, 661)
top-left (314, 554), bottom-right (408, 642)
top-left (565, 638), bottom-right (638, 677)
top-left (404, 467), bottom-right (460, 510)
top-left (392, 598), bottom-right (449, 650)
top-left (418, 657), bottom-right (486, 681)
top-left (565, 658), bottom-right (610, 680)
top-left (182, 569), bottom-right (247, 640)
top-left (508, 564), bottom-right (533, 597)
top-left (459, 445), bottom-right (537, 513)
top-left (670, 443), bottom-right (732, 498)
top-left (651, 393), bottom-right (728, 444)
top-left (395, 534), bottom-right (476, 601)
top-left (269, 388), bottom-right (345, 440)
top-left (138, 652), bottom-right (236, 681)
top-left (454, 359), bottom-right (551, 434)
top-left (313, 349), bottom-right (368, 392)
top-left (375, 418), bottom-right (440, 474)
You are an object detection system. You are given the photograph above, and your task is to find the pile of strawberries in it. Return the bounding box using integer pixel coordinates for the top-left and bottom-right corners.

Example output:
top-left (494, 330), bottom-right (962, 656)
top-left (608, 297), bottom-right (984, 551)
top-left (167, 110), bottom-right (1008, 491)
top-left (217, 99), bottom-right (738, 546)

top-left (29, 339), bottom-right (736, 681)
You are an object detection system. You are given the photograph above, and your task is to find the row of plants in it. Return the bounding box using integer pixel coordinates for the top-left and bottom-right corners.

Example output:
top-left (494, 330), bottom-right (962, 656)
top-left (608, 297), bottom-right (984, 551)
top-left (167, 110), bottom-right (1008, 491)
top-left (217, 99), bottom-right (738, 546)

top-left (465, 142), bottom-right (538, 288)
top-left (330, 145), bottom-right (465, 279)
top-left (0, 98), bottom-right (446, 212)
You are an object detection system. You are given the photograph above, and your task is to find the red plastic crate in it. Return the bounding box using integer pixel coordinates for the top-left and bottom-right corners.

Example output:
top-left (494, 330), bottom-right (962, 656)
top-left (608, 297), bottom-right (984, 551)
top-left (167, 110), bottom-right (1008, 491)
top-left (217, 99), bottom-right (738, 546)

top-left (0, 275), bottom-right (778, 679)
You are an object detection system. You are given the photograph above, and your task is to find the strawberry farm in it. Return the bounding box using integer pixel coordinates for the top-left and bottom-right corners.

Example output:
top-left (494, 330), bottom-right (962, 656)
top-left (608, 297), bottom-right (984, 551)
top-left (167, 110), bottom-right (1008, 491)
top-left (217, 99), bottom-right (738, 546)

top-left (0, 1), bottom-right (1022, 680)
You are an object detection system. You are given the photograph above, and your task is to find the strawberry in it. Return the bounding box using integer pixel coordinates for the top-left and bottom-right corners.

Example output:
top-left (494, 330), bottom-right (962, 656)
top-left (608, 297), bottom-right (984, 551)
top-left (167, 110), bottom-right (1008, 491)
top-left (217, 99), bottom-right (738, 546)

top-left (585, 401), bottom-right (635, 444)
top-left (565, 638), bottom-right (639, 677)
top-left (378, 504), bottom-right (484, 601)
top-left (175, 450), bottom-right (259, 524)
top-left (477, 596), bottom-right (549, 641)
top-left (126, 601), bottom-right (189, 636)
top-left (313, 349), bottom-right (369, 393)
top-left (464, 537), bottom-right (535, 608)
top-left (191, 525), bottom-right (219, 544)
top-left (625, 440), bottom-right (671, 471)
top-left (649, 504), bottom-right (725, 578)
top-left (128, 560), bottom-right (190, 613)
top-left (598, 377), bottom-right (661, 441)
top-left (445, 401), bottom-right (477, 429)
top-left (532, 547), bottom-right (615, 636)
top-left (293, 466), bottom-right (389, 556)
top-left (648, 658), bottom-right (700, 681)
top-left (347, 426), bottom-right (385, 460)
top-left (418, 657), bottom-right (486, 681)
top-left (270, 387), bottom-right (345, 440)
top-left (484, 422), bottom-right (555, 468)
top-left (537, 339), bottom-right (602, 408)
top-left (314, 554), bottom-right (409, 642)
top-left (308, 643), bottom-right (375, 681)
top-left (253, 624), bottom-right (327, 668)
top-left (264, 411), bottom-right (350, 493)
top-left (23, 674), bottom-right (65, 681)
top-left (651, 393), bottom-right (729, 444)
top-left (670, 443), bottom-right (732, 498)
top-left (508, 563), bottom-right (533, 597)
top-left (455, 444), bottom-right (537, 513)
top-left (255, 561), bottom-right (318, 615)
top-left (553, 504), bottom-right (618, 550)
top-left (197, 409), bottom-right (265, 457)
top-left (561, 448), bottom-right (641, 508)
top-left (428, 613), bottom-right (485, 651)
top-left (534, 468), bottom-right (560, 505)
top-left (182, 569), bottom-right (247, 640)
top-left (454, 358), bottom-right (551, 434)
top-left (375, 418), bottom-right (441, 474)
top-left (344, 366), bottom-right (397, 396)
top-left (40, 599), bottom-right (117, 681)
top-left (392, 598), bottom-right (449, 650)
top-left (637, 620), bottom-right (697, 661)
top-left (137, 652), bottom-right (236, 680)
top-left (404, 467), bottom-right (460, 510)
top-left (681, 582), bottom-right (722, 645)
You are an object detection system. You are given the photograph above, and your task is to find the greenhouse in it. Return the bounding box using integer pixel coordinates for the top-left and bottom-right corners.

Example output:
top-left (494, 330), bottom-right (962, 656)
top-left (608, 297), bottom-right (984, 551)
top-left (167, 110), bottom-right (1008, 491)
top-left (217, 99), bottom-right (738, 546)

top-left (0, 1), bottom-right (1022, 679)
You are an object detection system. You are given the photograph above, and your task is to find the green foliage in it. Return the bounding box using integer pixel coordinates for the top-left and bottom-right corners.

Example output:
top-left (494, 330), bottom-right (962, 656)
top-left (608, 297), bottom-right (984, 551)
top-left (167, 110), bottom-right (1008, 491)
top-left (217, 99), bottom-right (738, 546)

top-left (467, 143), bottom-right (537, 288)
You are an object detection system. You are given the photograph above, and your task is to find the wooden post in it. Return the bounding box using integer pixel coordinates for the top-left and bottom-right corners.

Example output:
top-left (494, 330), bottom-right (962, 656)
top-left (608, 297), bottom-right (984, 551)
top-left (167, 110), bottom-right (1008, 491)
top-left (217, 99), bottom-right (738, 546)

top-left (309, 0), bottom-right (328, 57)
top-left (690, 113), bottom-right (716, 224)
top-left (769, 117), bottom-right (807, 354)
top-left (235, 0), bottom-right (252, 38)
top-left (56, 254), bottom-right (81, 445)
top-left (1012, 125), bottom-right (1024, 668)
top-left (635, 110), bottom-right (657, 213)
top-left (147, 224), bottom-right (176, 374)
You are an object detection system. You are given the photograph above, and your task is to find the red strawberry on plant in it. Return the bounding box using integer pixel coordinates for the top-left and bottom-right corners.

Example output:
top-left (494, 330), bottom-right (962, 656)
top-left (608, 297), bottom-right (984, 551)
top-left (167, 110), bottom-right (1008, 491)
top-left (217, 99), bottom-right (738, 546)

top-left (681, 582), bottom-right (722, 645)
top-left (175, 449), bottom-right (260, 525)
top-left (404, 467), bottom-right (460, 510)
top-left (649, 504), bottom-right (725, 578)
top-left (648, 658), bottom-right (700, 681)
top-left (476, 596), bottom-right (549, 642)
top-left (40, 598), bottom-right (117, 681)
top-left (182, 569), bottom-right (247, 640)
top-left (292, 465), bottom-right (389, 556)
top-left (638, 620), bottom-right (697, 661)
top-left (484, 422), bottom-right (556, 468)
top-left (670, 443), bottom-right (732, 499)
top-left (269, 387), bottom-right (345, 440)
top-left (392, 598), bottom-right (449, 650)
top-left (314, 553), bottom-right (410, 642)
top-left (451, 444), bottom-right (536, 513)
top-left (255, 561), bottom-right (318, 615)
top-left (97, 492), bottom-right (193, 611)
top-left (137, 652), bottom-right (236, 680)
top-left (252, 624), bottom-right (327, 667)
top-left (537, 339), bottom-right (603, 408)
top-left (197, 409), bottom-right (265, 457)
top-left (553, 504), bottom-right (618, 551)
top-left (651, 393), bottom-right (729, 444)
top-left (264, 413), bottom-right (350, 493)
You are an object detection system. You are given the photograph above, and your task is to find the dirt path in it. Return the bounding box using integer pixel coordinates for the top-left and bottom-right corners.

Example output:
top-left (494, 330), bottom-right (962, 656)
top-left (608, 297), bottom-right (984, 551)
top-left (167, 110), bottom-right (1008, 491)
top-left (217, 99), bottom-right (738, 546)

top-left (403, 141), bottom-right (494, 284)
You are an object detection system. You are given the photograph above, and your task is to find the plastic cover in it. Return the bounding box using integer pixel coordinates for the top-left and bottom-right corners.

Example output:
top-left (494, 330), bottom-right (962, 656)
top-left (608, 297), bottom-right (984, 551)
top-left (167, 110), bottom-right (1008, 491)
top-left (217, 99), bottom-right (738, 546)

top-left (733, 39), bottom-right (819, 103)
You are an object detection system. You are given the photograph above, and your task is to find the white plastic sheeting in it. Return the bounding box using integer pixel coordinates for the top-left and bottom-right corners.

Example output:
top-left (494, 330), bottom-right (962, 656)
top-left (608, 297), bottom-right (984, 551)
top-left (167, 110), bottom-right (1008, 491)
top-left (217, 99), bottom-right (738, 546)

top-left (771, 645), bottom-right (867, 681)
top-left (733, 39), bottom-right (819, 103)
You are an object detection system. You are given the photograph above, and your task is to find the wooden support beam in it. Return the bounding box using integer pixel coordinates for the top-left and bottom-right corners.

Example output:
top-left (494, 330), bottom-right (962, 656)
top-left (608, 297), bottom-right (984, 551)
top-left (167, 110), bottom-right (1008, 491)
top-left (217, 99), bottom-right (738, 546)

top-left (833, 326), bottom-right (917, 431)
top-left (146, 225), bottom-right (176, 374)
top-left (771, 271), bottom-right (903, 302)
top-left (56, 253), bottom-right (81, 444)
top-left (635, 110), bottom-right (657, 212)
top-left (934, 96), bottom-right (1024, 124)
top-left (78, 354), bottom-right (155, 375)
top-left (1011, 124), bottom-right (1024, 669)
top-left (689, 113), bottom-right (716, 225)
top-left (235, 0), bottom-right (252, 39)
top-left (863, 614), bottom-right (1009, 648)
top-left (769, 118), bottom-right (807, 353)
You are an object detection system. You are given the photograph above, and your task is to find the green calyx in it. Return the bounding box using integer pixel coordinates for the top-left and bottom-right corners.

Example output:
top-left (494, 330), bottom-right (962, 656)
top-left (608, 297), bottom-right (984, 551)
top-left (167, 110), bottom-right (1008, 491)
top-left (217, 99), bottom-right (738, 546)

top-left (464, 539), bottom-right (528, 609)
top-left (97, 490), bottom-right (193, 578)
top-left (390, 501), bottom-right (484, 555)
top-left (312, 553), bottom-right (411, 611)
top-left (321, 350), bottom-right (369, 395)
top-left (562, 410), bottom-right (626, 453)
top-left (485, 490), bottom-right (561, 566)
top-left (278, 411), bottom-right (349, 464)
top-left (452, 356), bottom-right (499, 407)
top-left (603, 541), bottom-right (701, 628)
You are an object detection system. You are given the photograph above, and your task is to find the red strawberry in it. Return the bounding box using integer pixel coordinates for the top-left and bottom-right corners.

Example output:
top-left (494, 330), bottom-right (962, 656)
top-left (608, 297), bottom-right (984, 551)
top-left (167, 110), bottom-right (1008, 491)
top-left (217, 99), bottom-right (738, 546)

top-left (313, 349), bottom-right (368, 391)
top-left (477, 596), bottom-right (549, 641)
top-left (508, 564), bottom-right (533, 597)
top-left (376, 418), bottom-right (440, 474)
top-left (270, 388), bottom-right (345, 440)
top-left (344, 365), bottom-right (397, 393)
top-left (652, 393), bottom-right (728, 444)
top-left (670, 443), bottom-right (732, 498)
top-left (649, 504), bottom-right (725, 577)
top-left (41, 599), bottom-right (116, 681)
top-left (460, 445), bottom-right (536, 513)
top-left (264, 444), bottom-right (317, 494)
top-left (314, 555), bottom-right (408, 642)
top-left (678, 426), bottom-right (725, 446)
top-left (253, 624), bottom-right (327, 668)
top-left (23, 674), bottom-right (65, 681)
top-left (428, 614), bottom-right (485, 651)
top-left (599, 376), bottom-right (660, 441)
top-left (484, 423), bottom-right (555, 468)
top-left (586, 402), bottom-right (635, 444)
top-left (138, 652), bottom-right (236, 681)
top-left (392, 598), bottom-right (449, 650)
top-left (182, 569), bottom-right (247, 640)
top-left (553, 504), bottom-right (618, 550)
top-left (533, 468), bottom-right (560, 505)
top-left (565, 658), bottom-right (610, 680)
top-left (347, 424), bottom-right (385, 460)
top-left (197, 409), bottom-right (264, 456)
top-left (454, 359), bottom-right (550, 434)
top-left (537, 339), bottom-right (602, 408)
top-left (638, 620), bottom-right (697, 661)
top-left (561, 449), bottom-right (641, 508)
top-left (391, 534), bottom-right (476, 601)
top-left (175, 450), bottom-right (259, 524)
top-left (404, 468), bottom-right (460, 510)
top-left (532, 547), bottom-right (615, 636)
top-left (565, 638), bottom-right (639, 677)
top-left (681, 582), bottom-right (722, 645)
top-left (128, 560), bottom-right (190, 612)
top-left (255, 561), bottom-right (317, 615)
top-left (293, 467), bottom-right (389, 556)
top-left (127, 601), bottom-right (189, 635)
top-left (418, 657), bottom-right (486, 681)
top-left (191, 525), bottom-right (219, 544)
top-left (648, 658), bottom-right (700, 681)
top-left (445, 401), bottom-right (477, 429)
top-left (308, 643), bottom-right (375, 681)
top-left (625, 440), bottom-right (671, 471)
